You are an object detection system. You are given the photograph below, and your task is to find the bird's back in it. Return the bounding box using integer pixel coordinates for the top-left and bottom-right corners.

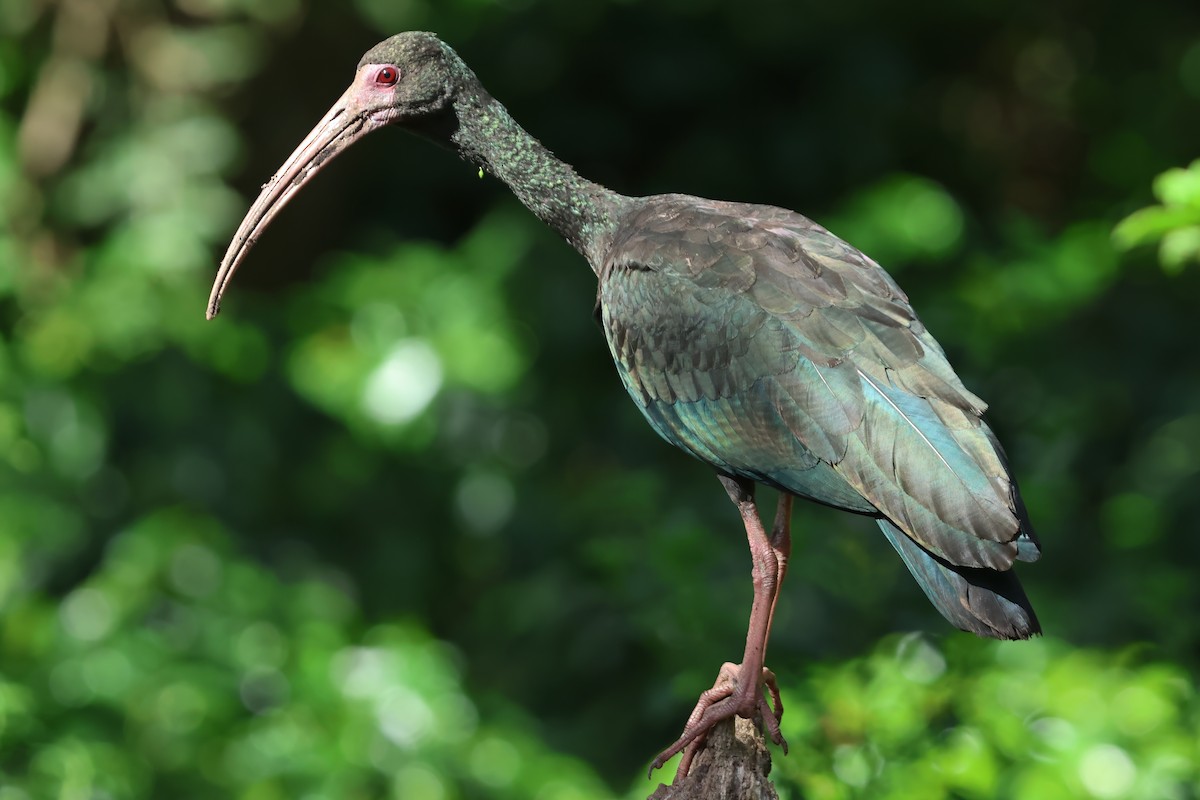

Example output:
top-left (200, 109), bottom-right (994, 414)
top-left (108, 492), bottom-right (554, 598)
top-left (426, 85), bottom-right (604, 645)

top-left (597, 194), bottom-right (1040, 638)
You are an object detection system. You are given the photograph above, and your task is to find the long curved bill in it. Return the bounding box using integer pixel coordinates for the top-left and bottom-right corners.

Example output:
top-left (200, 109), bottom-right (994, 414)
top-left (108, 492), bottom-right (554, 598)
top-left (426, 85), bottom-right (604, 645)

top-left (206, 84), bottom-right (386, 319)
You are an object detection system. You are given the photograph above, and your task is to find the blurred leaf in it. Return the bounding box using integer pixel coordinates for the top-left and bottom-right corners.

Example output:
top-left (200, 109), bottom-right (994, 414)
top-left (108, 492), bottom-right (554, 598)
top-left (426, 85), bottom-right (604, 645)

top-left (0, 508), bottom-right (622, 799)
top-left (1160, 225), bottom-right (1200, 273)
top-left (1112, 206), bottom-right (1200, 248)
top-left (285, 208), bottom-right (535, 441)
top-left (1114, 159), bottom-right (1200, 271)
top-left (1152, 161), bottom-right (1200, 208)
top-left (774, 637), bottom-right (1200, 800)
top-left (827, 175), bottom-right (966, 267)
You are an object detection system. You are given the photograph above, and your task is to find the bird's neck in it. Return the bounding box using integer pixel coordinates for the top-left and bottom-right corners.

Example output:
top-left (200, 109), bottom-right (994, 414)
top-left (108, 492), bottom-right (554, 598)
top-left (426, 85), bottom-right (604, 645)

top-left (447, 84), bottom-right (629, 271)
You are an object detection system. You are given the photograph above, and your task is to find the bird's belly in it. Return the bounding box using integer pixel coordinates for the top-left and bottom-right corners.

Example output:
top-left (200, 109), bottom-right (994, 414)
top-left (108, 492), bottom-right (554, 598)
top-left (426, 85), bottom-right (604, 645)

top-left (629, 385), bottom-right (876, 514)
top-left (597, 264), bottom-right (877, 513)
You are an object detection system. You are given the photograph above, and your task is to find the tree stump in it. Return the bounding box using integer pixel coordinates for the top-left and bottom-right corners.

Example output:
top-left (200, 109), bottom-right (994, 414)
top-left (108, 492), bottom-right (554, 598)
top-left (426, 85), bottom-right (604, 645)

top-left (646, 717), bottom-right (780, 800)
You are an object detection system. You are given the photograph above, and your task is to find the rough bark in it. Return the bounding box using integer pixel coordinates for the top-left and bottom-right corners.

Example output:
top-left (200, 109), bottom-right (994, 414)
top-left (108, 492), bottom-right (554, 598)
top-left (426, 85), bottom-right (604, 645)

top-left (646, 718), bottom-right (781, 800)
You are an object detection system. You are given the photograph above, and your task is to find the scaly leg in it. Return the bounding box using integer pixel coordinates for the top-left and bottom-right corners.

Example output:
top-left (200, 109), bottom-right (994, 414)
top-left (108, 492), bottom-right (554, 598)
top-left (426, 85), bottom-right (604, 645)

top-left (650, 479), bottom-right (794, 780)
top-left (764, 492), bottom-right (792, 724)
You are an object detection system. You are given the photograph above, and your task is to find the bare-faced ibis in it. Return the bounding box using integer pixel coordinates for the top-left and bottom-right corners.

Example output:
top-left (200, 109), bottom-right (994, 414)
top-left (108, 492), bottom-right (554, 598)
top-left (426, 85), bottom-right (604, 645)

top-left (207, 32), bottom-right (1040, 779)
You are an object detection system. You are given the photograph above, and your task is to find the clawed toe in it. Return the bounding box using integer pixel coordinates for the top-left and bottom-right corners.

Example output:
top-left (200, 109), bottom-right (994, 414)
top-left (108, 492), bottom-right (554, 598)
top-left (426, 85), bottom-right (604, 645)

top-left (649, 663), bottom-right (787, 780)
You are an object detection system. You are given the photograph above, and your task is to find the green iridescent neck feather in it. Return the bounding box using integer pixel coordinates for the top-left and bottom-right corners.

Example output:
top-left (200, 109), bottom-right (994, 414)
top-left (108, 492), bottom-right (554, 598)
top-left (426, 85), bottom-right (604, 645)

top-left (442, 61), bottom-right (630, 270)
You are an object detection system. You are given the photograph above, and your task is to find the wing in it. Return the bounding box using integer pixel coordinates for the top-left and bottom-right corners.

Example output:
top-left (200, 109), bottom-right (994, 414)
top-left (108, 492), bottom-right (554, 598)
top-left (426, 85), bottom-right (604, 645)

top-left (598, 195), bottom-right (1039, 572)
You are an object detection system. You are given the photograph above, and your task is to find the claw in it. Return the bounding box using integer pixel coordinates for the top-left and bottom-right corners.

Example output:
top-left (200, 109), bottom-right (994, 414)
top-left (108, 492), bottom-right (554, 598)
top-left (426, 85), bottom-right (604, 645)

top-left (649, 662), bottom-right (787, 780)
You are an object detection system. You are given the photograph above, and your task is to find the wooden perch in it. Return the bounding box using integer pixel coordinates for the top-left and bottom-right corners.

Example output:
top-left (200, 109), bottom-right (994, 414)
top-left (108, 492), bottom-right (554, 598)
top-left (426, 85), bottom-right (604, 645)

top-left (646, 717), bottom-right (782, 800)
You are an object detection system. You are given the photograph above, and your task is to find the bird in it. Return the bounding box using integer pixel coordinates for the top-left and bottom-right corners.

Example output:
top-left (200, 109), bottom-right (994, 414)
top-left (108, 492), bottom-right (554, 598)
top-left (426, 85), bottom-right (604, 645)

top-left (207, 31), bottom-right (1041, 781)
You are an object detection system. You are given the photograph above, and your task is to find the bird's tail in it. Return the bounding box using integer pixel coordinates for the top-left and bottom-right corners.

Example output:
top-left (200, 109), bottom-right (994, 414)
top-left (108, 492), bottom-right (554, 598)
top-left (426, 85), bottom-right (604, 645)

top-left (878, 519), bottom-right (1041, 640)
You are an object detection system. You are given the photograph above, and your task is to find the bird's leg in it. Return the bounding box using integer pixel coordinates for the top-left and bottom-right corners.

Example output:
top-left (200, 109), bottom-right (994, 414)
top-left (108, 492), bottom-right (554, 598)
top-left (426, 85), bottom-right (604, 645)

top-left (650, 478), bottom-right (790, 780)
top-left (765, 493), bottom-right (792, 646)
top-left (761, 493), bottom-right (793, 731)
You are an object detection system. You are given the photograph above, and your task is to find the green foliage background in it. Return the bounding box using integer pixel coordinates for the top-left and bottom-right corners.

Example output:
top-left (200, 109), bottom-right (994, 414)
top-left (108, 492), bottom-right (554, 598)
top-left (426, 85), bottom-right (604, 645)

top-left (2, 0), bottom-right (1199, 797)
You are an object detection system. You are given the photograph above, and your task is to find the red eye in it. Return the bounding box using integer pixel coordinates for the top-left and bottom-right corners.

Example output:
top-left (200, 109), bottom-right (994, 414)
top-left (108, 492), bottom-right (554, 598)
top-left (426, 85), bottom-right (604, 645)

top-left (375, 66), bottom-right (399, 86)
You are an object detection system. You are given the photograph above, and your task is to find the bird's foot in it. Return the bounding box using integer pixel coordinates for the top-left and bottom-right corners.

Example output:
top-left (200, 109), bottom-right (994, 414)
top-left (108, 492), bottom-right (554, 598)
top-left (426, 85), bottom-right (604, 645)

top-left (649, 661), bottom-right (787, 780)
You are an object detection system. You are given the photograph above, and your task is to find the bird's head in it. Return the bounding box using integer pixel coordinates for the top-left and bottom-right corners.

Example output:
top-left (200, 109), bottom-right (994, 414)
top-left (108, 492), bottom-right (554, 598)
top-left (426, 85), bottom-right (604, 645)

top-left (355, 32), bottom-right (462, 127)
top-left (206, 32), bottom-right (465, 319)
